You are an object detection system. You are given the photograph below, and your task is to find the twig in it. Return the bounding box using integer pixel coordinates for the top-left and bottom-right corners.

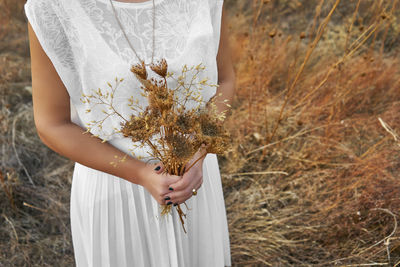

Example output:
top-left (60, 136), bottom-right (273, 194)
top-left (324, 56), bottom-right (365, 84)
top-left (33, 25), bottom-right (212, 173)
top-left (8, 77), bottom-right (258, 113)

top-left (291, 20), bottom-right (383, 112)
top-left (12, 110), bottom-right (35, 186)
top-left (322, 208), bottom-right (397, 266)
top-left (2, 214), bottom-right (19, 242)
top-left (344, 0), bottom-right (361, 52)
top-left (246, 123), bottom-right (341, 155)
top-left (358, 208), bottom-right (397, 263)
top-left (378, 117), bottom-right (399, 146)
top-left (23, 202), bottom-right (48, 213)
top-left (0, 170), bottom-right (15, 210)
top-left (266, 0), bottom-right (341, 145)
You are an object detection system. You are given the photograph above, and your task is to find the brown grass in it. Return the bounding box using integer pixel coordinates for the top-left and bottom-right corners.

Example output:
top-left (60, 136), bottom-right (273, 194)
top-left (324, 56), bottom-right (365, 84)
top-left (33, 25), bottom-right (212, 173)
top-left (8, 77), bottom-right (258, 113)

top-left (1, 0), bottom-right (400, 266)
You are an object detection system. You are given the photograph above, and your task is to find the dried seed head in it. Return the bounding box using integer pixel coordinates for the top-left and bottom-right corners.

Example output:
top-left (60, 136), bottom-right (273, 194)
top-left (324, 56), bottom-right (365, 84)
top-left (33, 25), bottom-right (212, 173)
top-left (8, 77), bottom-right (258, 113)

top-left (196, 111), bottom-right (222, 137)
top-left (176, 113), bottom-right (194, 133)
top-left (131, 60), bottom-right (147, 80)
top-left (150, 58), bottom-right (168, 78)
top-left (204, 134), bottom-right (231, 154)
top-left (147, 84), bottom-right (174, 111)
top-left (166, 134), bottom-right (194, 161)
top-left (120, 111), bottom-right (160, 143)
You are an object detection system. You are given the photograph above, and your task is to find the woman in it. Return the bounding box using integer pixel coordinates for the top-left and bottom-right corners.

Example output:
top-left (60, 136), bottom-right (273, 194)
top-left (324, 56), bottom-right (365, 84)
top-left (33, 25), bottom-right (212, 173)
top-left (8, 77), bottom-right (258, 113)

top-left (25, 0), bottom-right (235, 266)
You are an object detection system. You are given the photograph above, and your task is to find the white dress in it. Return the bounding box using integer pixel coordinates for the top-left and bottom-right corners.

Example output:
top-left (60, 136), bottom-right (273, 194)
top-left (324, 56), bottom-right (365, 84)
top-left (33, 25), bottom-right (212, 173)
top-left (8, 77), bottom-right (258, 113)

top-left (24, 0), bottom-right (231, 266)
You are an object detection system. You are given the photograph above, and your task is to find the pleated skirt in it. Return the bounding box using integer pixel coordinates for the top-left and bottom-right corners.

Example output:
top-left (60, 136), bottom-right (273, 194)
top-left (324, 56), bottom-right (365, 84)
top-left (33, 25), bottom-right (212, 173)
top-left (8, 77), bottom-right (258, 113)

top-left (70, 153), bottom-right (231, 267)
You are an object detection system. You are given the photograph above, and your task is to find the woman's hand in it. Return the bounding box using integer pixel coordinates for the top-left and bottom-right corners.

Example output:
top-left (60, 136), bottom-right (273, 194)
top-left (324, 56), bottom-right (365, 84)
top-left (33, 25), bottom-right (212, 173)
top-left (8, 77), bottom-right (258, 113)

top-left (166, 161), bottom-right (204, 205)
top-left (163, 146), bottom-right (207, 205)
top-left (138, 162), bottom-right (181, 205)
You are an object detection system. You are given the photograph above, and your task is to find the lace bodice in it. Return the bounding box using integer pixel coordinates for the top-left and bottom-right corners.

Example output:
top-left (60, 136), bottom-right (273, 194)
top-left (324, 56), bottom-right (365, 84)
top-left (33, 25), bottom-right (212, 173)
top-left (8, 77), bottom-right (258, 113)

top-left (24, 0), bottom-right (224, 158)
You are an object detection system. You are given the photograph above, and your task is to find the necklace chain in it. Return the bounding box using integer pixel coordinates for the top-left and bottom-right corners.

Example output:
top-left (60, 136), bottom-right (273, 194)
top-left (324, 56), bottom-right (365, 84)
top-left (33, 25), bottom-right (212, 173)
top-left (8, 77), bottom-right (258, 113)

top-left (108, 0), bottom-right (156, 66)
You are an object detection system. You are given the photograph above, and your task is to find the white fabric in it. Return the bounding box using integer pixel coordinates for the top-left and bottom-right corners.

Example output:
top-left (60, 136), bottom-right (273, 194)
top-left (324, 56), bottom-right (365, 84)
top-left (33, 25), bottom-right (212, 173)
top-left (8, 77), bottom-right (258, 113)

top-left (24, 0), bottom-right (231, 266)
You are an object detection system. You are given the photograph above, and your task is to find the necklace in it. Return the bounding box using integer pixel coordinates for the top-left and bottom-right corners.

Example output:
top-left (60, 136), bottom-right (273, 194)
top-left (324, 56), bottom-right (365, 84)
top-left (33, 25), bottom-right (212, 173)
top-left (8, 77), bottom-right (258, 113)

top-left (108, 0), bottom-right (156, 66)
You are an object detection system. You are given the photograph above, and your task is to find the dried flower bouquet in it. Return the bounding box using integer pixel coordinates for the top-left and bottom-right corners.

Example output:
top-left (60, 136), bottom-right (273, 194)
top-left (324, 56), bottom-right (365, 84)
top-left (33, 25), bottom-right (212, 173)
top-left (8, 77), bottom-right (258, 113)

top-left (80, 58), bottom-right (231, 233)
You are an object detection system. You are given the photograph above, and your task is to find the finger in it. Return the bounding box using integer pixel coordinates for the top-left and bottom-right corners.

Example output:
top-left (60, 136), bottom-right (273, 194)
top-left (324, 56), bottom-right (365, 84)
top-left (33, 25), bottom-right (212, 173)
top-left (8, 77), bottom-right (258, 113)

top-left (177, 177), bottom-right (203, 204)
top-left (154, 174), bottom-right (181, 199)
top-left (178, 188), bottom-right (196, 204)
top-left (171, 168), bottom-right (203, 192)
top-left (193, 178), bottom-right (203, 192)
top-left (164, 174), bottom-right (182, 187)
top-left (166, 189), bottom-right (192, 205)
top-left (153, 162), bottom-right (165, 174)
top-left (170, 167), bottom-right (202, 191)
top-left (168, 174), bottom-right (190, 192)
top-left (182, 179), bottom-right (202, 202)
top-left (163, 184), bottom-right (192, 205)
top-left (165, 178), bottom-right (200, 205)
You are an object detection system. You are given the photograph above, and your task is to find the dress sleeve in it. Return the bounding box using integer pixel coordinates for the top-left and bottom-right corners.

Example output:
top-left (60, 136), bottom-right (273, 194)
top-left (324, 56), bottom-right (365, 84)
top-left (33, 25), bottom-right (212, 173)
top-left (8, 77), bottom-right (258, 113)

top-left (209, 0), bottom-right (224, 56)
top-left (24, 0), bottom-right (77, 82)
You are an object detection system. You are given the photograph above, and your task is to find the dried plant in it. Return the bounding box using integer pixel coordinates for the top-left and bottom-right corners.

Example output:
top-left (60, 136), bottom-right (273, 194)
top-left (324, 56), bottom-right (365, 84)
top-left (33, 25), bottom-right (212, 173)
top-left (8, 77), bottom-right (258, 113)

top-left (80, 59), bottom-right (231, 232)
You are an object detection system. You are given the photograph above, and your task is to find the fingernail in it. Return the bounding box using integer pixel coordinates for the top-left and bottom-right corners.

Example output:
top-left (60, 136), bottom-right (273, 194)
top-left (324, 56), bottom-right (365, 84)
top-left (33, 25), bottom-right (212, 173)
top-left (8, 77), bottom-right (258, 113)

top-left (167, 201), bottom-right (173, 205)
top-left (154, 166), bottom-right (161, 171)
top-left (164, 196), bottom-right (171, 200)
top-left (169, 187), bottom-right (174, 191)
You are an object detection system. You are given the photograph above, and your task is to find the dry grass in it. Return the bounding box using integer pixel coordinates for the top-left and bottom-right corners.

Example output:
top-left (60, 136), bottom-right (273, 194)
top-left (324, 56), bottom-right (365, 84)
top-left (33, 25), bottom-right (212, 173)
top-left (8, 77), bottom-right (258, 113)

top-left (1, 0), bottom-right (400, 266)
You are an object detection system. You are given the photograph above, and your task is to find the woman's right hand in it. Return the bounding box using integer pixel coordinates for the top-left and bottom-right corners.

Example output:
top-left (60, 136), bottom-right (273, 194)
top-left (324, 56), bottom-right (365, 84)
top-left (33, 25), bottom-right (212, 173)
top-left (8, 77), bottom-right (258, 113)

top-left (137, 163), bottom-right (182, 205)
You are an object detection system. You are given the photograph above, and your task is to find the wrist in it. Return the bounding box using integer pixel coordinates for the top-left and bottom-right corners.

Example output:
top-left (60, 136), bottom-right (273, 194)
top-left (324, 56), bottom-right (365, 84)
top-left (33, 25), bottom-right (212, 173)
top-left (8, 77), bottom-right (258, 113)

top-left (124, 156), bottom-right (148, 186)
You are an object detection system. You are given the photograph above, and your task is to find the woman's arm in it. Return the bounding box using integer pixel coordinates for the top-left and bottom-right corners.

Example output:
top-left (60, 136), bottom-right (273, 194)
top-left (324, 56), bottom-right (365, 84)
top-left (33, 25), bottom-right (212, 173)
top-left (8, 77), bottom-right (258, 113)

top-left (27, 22), bottom-right (181, 204)
top-left (212, 4), bottom-right (236, 120)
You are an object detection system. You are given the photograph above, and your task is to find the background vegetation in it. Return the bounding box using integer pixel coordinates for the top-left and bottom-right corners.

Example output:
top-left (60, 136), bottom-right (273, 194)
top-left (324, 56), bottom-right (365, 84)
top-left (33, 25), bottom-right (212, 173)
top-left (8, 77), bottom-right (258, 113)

top-left (1, 0), bottom-right (400, 265)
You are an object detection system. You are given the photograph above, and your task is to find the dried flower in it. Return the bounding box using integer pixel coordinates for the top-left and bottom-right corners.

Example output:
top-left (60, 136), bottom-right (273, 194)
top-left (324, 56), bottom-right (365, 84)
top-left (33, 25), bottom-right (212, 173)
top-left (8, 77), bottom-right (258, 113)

top-left (176, 113), bottom-right (194, 134)
top-left (150, 58), bottom-right (168, 78)
top-left (166, 134), bottom-right (195, 161)
top-left (130, 60), bottom-right (147, 80)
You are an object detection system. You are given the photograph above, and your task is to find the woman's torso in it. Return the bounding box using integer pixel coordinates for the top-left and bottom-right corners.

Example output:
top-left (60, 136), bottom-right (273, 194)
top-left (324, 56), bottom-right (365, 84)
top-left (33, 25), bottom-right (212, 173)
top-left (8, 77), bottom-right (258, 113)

top-left (34, 0), bottom-right (223, 159)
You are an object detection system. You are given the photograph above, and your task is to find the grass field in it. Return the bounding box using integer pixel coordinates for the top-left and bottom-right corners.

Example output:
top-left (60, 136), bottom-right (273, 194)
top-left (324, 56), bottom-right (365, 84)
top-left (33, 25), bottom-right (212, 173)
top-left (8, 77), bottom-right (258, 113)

top-left (1, 0), bottom-right (400, 266)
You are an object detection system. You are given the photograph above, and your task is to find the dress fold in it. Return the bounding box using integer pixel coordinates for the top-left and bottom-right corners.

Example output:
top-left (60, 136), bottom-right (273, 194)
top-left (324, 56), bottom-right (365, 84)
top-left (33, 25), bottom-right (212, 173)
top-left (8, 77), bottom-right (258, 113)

top-left (71, 153), bottom-right (231, 266)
